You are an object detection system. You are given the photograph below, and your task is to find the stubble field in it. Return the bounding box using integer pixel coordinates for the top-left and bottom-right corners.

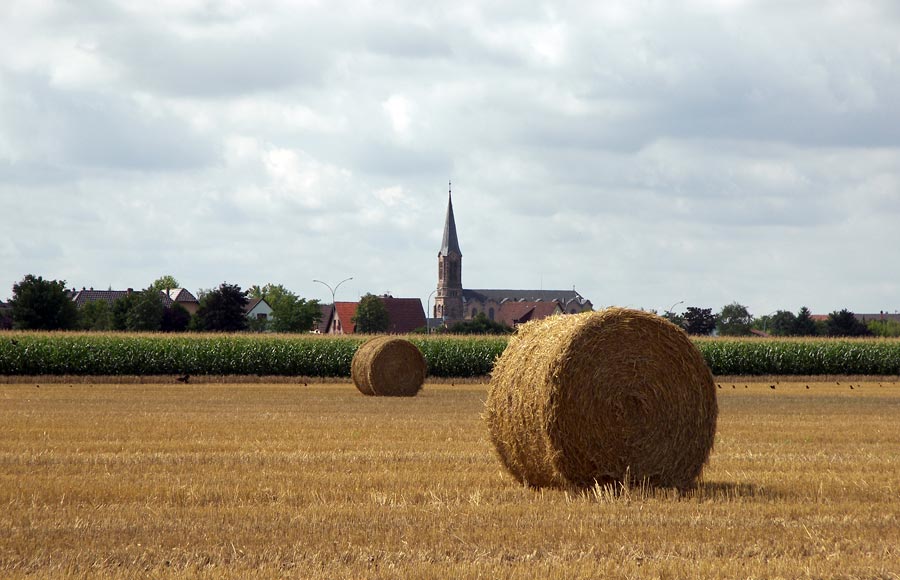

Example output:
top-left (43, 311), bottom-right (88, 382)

top-left (1, 380), bottom-right (899, 579)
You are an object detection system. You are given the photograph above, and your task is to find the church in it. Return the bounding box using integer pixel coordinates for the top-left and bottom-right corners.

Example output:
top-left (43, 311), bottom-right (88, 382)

top-left (433, 186), bottom-right (593, 327)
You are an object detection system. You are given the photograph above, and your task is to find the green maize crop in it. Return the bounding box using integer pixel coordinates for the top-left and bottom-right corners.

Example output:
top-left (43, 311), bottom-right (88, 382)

top-left (1, 333), bottom-right (899, 378)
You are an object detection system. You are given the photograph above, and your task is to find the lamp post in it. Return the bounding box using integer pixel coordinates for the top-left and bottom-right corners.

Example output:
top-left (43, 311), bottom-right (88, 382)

top-left (426, 289), bottom-right (437, 331)
top-left (313, 277), bottom-right (353, 306)
top-left (666, 300), bottom-right (684, 318)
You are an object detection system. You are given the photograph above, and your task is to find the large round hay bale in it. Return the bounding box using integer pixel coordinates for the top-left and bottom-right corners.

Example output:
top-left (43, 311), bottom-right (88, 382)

top-left (485, 308), bottom-right (717, 489)
top-left (351, 337), bottom-right (426, 397)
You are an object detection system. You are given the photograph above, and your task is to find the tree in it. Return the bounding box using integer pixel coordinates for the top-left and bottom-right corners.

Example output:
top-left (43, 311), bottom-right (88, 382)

top-left (447, 312), bottom-right (513, 335)
top-left (78, 300), bottom-right (113, 331)
top-left (0, 305), bottom-right (13, 330)
top-left (249, 283), bottom-right (322, 333)
top-left (793, 306), bottom-right (818, 336)
top-left (768, 310), bottom-right (797, 336)
top-left (717, 302), bottom-right (753, 336)
top-left (151, 275), bottom-right (180, 293)
top-left (112, 292), bottom-right (139, 330)
top-left (9, 274), bottom-right (78, 330)
top-left (826, 309), bottom-right (871, 337)
top-left (125, 288), bottom-right (165, 331)
top-left (661, 310), bottom-right (684, 328)
top-left (682, 307), bottom-right (716, 335)
top-left (867, 318), bottom-right (900, 337)
top-left (352, 294), bottom-right (389, 333)
top-left (194, 283), bottom-right (249, 332)
top-left (161, 303), bottom-right (191, 332)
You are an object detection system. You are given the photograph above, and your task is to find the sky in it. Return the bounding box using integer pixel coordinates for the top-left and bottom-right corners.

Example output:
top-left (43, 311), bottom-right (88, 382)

top-left (2, 0), bottom-right (899, 317)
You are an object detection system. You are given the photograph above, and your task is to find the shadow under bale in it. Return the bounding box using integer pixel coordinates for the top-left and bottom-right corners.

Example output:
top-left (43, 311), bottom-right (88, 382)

top-left (351, 337), bottom-right (426, 397)
top-left (485, 308), bottom-right (718, 490)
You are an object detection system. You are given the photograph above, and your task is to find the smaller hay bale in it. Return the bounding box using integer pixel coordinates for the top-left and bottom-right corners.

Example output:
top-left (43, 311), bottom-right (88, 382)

top-left (351, 337), bottom-right (426, 397)
top-left (485, 308), bottom-right (717, 490)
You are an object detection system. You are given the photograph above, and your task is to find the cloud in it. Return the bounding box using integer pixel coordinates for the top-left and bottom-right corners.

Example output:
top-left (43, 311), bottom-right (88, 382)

top-left (1, 0), bottom-right (899, 315)
top-left (0, 72), bottom-right (217, 172)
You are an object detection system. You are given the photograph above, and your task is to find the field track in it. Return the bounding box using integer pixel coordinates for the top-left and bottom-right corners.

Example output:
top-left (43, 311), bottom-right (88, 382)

top-left (1, 380), bottom-right (898, 578)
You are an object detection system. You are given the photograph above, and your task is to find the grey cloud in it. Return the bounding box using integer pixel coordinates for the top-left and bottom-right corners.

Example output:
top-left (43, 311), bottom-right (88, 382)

top-left (0, 73), bottom-right (217, 171)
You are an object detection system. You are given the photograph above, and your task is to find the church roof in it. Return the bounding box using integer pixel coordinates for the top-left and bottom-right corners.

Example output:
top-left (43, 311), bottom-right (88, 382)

top-left (439, 191), bottom-right (462, 257)
top-left (496, 301), bottom-right (563, 326)
top-left (463, 289), bottom-right (589, 306)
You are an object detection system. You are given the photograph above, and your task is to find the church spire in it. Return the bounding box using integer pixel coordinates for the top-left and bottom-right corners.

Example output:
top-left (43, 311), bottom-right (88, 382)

top-left (440, 180), bottom-right (462, 257)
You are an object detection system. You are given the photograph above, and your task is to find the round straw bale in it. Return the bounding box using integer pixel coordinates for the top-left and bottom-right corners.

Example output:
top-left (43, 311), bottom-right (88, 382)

top-left (351, 336), bottom-right (426, 397)
top-left (485, 308), bottom-right (717, 489)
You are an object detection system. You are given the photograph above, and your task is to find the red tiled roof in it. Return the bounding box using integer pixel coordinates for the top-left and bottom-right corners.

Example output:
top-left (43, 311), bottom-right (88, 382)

top-left (333, 302), bottom-right (359, 334)
top-left (381, 297), bottom-right (427, 334)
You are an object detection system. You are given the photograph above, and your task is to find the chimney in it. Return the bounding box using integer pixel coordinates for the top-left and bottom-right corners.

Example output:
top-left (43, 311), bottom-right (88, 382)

top-left (127, 288), bottom-right (133, 294)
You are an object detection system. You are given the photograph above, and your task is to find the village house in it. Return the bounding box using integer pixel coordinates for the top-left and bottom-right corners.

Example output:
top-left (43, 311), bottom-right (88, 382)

top-left (323, 296), bottom-right (426, 334)
top-left (68, 287), bottom-right (200, 313)
top-left (244, 297), bottom-right (273, 322)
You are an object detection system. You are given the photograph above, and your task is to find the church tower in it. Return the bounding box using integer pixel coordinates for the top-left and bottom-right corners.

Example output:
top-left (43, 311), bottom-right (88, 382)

top-left (434, 182), bottom-right (463, 321)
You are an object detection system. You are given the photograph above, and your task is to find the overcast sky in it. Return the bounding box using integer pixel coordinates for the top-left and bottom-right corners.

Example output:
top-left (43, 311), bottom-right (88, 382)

top-left (2, 0), bottom-right (899, 316)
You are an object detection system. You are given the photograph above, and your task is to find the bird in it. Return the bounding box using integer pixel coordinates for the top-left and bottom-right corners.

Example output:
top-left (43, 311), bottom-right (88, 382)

top-left (717, 384), bottom-right (722, 389)
top-left (176, 374), bottom-right (190, 384)
top-left (731, 385), bottom-right (735, 389)
top-left (770, 385), bottom-right (776, 390)
top-left (35, 384), bottom-right (40, 388)
top-left (805, 385), bottom-right (810, 389)
top-left (850, 385), bottom-right (854, 390)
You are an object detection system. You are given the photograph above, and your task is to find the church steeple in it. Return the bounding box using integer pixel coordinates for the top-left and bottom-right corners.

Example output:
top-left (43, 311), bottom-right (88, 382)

top-left (434, 180), bottom-right (464, 321)
top-left (440, 181), bottom-right (462, 257)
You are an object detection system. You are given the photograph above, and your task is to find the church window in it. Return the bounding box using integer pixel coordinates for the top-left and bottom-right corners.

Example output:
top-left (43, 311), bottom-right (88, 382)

top-left (488, 308), bottom-right (495, 321)
top-left (472, 308), bottom-right (477, 318)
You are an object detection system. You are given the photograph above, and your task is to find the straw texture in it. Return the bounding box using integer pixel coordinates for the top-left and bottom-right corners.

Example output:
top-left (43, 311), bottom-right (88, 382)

top-left (351, 337), bottom-right (426, 397)
top-left (485, 308), bottom-right (718, 489)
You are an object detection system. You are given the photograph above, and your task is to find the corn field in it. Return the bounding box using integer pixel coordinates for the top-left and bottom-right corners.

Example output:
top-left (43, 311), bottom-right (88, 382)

top-left (0, 333), bottom-right (899, 377)
top-left (0, 333), bottom-right (507, 378)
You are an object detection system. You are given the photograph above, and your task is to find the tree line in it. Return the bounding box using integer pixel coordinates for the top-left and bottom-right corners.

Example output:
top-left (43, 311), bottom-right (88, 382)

top-left (3, 274), bottom-right (896, 337)
top-left (662, 302), bottom-right (896, 337)
top-left (2, 275), bottom-right (322, 333)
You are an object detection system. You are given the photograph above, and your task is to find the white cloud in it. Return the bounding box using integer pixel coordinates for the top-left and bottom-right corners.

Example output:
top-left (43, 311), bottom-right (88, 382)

top-left (382, 94), bottom-right (415, 139)
top-left (1, 0), bottom-right (899, 314)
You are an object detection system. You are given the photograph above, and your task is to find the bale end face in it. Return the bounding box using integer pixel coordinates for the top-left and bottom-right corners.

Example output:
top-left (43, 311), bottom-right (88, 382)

top-left (485, 308), bottom-right (717, 490)
top-left (351, 337), bottom-right (426, 397)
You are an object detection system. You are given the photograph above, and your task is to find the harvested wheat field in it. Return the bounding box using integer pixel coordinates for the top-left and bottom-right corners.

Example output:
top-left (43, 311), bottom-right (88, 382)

top-left (1, 380), bottom-right (899, 579)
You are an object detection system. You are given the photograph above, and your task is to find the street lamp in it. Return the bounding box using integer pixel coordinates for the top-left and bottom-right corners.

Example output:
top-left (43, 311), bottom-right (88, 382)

top-left (426, 289), bottom-right (437, 331)
top-left (666, 300), bottom-right (684, 317)
top-left (313, 277), bottom-right (353, 306)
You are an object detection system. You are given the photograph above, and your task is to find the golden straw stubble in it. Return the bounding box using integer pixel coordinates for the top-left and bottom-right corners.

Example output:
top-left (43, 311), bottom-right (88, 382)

top-left (485, 308), bottom-right (718, 489)
top-left (351, 336), bottom-right (427, 397)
